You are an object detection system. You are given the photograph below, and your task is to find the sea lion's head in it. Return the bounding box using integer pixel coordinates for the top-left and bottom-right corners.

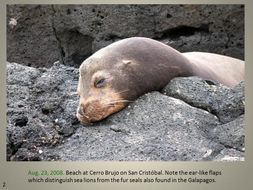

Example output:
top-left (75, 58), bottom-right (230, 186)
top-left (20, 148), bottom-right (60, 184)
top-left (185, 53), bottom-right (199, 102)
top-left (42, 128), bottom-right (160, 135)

top-left (76, 50), bottom-right (139, 124)
top-left (76, 37), bottom-right (181, 124)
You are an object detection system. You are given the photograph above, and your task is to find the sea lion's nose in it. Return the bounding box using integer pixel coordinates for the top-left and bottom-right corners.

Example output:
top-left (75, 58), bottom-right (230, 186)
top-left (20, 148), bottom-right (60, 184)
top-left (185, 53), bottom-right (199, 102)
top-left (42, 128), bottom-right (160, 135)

top-left (78, 104), bottom-right (85, 116)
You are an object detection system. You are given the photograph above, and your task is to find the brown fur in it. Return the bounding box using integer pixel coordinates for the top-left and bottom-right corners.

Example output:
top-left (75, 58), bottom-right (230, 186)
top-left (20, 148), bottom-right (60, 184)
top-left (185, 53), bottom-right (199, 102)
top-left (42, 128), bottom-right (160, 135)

top-left (76, 37), bottom-right (244, 124)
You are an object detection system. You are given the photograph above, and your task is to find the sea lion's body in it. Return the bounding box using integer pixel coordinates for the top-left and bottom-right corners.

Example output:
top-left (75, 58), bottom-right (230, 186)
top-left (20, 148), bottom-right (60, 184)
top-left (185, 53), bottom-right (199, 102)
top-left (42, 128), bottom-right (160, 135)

top-left (76, 37), bottom-right (244, 124)
top-left (182, 52), bottom-right (244, 87)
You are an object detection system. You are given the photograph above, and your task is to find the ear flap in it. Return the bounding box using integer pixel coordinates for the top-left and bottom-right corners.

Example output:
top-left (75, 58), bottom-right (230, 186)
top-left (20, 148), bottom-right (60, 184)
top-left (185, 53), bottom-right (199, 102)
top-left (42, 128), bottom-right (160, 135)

top-left (117, 59), bottom-right (136, 70)
top-left (122, 60), bottom-right (132, 65)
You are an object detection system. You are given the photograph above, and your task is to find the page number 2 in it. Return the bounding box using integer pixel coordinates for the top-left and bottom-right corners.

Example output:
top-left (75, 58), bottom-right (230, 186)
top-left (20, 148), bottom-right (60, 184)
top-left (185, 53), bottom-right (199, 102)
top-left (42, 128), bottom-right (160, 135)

top-left (2, 181), bottom-right (6, 188)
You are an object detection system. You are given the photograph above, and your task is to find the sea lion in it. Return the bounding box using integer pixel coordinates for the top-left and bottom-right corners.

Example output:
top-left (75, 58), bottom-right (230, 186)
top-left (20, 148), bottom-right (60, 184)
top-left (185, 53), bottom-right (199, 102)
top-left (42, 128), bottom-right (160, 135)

top-left (76, 37), bottom-right (244, 124)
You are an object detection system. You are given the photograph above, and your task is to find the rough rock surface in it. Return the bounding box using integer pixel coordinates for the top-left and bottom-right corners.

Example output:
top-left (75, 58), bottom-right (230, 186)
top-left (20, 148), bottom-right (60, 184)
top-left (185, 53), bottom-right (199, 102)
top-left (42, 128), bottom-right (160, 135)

top-left (6, 62), bottom-right (245, 161)
top-left (163, 77), bottom-right (245, 123)
top-left (7, 5), bottom-right (244, 68)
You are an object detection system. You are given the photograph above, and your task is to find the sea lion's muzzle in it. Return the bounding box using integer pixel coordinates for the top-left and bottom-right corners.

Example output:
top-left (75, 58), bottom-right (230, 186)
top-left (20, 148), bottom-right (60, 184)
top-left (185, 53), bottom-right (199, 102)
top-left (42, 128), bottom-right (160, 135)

top-left (77, 104), bottom-right (85, 116)
top-left (76, 96), bottom-right (127, 124)
top-left (76, 99), bottom-right (112, 124)
top-left (76, 101), bottom-right (101, 124)
top-left (76, 104), bottom-right (89, 124)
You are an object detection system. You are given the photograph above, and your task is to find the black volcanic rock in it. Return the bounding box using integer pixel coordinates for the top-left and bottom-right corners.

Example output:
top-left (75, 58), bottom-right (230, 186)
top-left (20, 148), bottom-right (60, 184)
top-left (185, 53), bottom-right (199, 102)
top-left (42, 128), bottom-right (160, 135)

top-left (6, 62), bottom-right (244, 161)
top-left (7, 5), bottom-right (244, 68)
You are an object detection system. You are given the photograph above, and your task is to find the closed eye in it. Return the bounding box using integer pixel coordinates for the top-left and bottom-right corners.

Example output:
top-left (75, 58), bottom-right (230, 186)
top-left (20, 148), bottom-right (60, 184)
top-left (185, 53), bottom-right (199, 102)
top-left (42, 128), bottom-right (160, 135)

top-left (94, 78), bottom-right (106, 88)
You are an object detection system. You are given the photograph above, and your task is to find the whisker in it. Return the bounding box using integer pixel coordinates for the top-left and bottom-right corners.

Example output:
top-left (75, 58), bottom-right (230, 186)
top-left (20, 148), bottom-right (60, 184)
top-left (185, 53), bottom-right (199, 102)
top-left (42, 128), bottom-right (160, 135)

top-left (105, 99), bottom-right (133, 105)
top-left (83, 115), bottom-right (90, 119)
top-left (114, 89), bottom-right (130, 95)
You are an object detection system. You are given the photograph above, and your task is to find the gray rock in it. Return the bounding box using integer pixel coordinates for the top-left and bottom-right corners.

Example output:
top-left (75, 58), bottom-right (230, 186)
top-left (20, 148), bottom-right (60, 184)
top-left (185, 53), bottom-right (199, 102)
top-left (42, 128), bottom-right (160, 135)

top-left (7, 5), bottom-right (59, 68)
top-left (209, 115), bottom-right (245, 151)
top-left (6, 63), bottom-right (244, 161)
top-left (163, 77), bottom-right (245, 123)
top-left (7, 62), bottom-right (79, 161)
top-left (48, 92), bottom-right (222, 161)
top-left (7, 5), bottom-right (244, 68)
top-left (6, 62), bottom-right (41, 86)
top-left (10, 148), bottom-right (41, 161)
top-left (213, 148), bottom-right (244, 161)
